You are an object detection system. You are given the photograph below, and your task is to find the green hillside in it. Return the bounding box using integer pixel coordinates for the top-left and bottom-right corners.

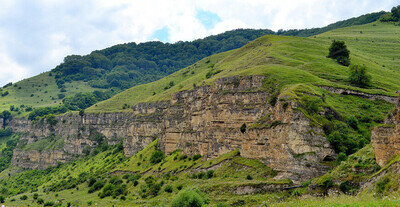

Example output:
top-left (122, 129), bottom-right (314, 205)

top-left (0, 29), bottom-right (277, 116)
top-left (0, 72), bottom-right (99, 115)
top-left (89, 21), bottom-right (400, 114)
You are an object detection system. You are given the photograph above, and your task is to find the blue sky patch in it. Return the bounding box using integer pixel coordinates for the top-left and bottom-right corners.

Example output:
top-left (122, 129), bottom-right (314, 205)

top-left (152, 26), bottom-right (170, 42)
top-left (196, 9), bottom-right (222, 30)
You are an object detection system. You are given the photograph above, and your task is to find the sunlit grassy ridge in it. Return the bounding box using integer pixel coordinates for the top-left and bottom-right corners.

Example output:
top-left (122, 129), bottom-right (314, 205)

top-left (0, 72), bottom-right (100, 115)
top-left (88, 21), bottom-right (400, 113)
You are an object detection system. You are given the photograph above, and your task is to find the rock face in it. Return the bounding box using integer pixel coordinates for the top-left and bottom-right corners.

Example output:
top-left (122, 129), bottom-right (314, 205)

top-left (7, 76), bottom-right (335, 181)
top-left (371, 93), bottom-right (400, 166)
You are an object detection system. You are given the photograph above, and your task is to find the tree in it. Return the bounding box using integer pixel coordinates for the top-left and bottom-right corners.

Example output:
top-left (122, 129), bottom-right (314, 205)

top-left (349, 65), bottom-right (371, 87)
top-left (391, 5), bottom-right (400, 19)
top-left (328, 40), bottom-right (350, 66)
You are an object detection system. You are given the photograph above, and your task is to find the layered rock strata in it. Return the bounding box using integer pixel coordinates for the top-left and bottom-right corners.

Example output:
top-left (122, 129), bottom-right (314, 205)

top-left (7, 76), bottom-right (335, 181)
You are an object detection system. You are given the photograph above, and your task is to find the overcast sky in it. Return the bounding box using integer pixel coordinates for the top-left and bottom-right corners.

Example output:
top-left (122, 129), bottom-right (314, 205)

top-left (0, 0), bottom-right (398, 86)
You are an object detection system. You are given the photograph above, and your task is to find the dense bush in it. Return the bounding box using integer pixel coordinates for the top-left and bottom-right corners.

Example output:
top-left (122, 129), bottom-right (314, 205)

top-left (150, 149), bottom-right (165, 164)
top-left (318, 175), bottom-right (334, 195)
top-left (43, 201), bottom-right (55, 206)
top-left (37, 198), bottom-right (44, 204)
top-left (339, 180), bottom-right (352, 194)
top-left (0, 137), bottom-right (18, 172)
top-left (0, 127), bottom-right (12, 137)
top-left (349, 65), bottom-right (371, 88)
top-left (45, 114), bottom-right (58, 126)
top-left (191, 170), bottom-right (214, 179)
top-left (98, 183), bottom-right (127, 198)
top-left (376, 177), bottom-right (390, 195)
top-left (327, 40), bottom-right (350, 66)
top-left (109, 176), bottom-right (123, 185)
top-left (240, 123), bottom-right (246, 133)
top-left (139, 176), bottom-right (164, 198)
top-left (62, 91), bottom-right (113, 111)
top-left (192, 154), bottom-right (202, 161)
top-left (165, 185), bottom-right (173, 193)
top-left (123, 173), bottom-right (141, 183)
top-left (0, 110), bottom-right (12, 124)
top-left (28, 106), bottom-right (68, 121)
top-left (88, 180), bottom-right (106, 193)
top-left (170, 189), bottom-right (205, 207)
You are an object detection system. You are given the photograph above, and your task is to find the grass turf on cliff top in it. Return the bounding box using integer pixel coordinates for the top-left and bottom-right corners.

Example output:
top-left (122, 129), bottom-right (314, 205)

top-left (87, 21), bottom-right (400, 113)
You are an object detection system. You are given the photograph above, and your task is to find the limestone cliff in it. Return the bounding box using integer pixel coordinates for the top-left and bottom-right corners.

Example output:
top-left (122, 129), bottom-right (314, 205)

top-left (371, 93), bottom-right (400, 166)
top-left (8, 76), bottom-right (335, 182)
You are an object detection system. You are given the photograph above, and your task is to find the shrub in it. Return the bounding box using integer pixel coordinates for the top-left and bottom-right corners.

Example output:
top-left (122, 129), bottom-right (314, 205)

top-left (336, 56), bottom-right (350, 66)
top-left (20, 195), bottom-right (28, 200)
top-left (349, 65), bottom-right (371, 88)
top-left (126, 173), bottom-right (141, 183)
top-left (206, 170), bottom-right (214, 179)
top-left (240, 123), bottom-right (246, 133)
top-left (37, 198), bottom-right (44, 204)
top-left (79, 109), bottom-right (85, 116)
top-left (318, 175), bottom-right (334, 195)
top-left (376, 177), bottom-right (390, 195)
top-left (88, 180), bottom-right (105, 193)
top-left (44, 201), bottom-right (55, 206)
top-left (1, 91), bottom-right (9, 97)
top-left (170, 189), bottom-right (204, 207)
top-left (327, 40), bottom-right (350, 66)
top-left (109, 176), bottom-right (123, 185)
top-left (337, 152), bottom-right (347, 162)
top-left (99, 184), bottom-right (114, 198)
top-left (88, 177), bottom-right (97, 187)
top-left (192, 154), bottom-right (202, 161)
top-left (339, 181), bottom-right (352, 194)
top-left (0, 196), bottom-right (4, 203)
top-left (150, 150), bottom-right (165, 164)
top-left (133, 180), bottom-right (139, 186)
top-left (0, 127), bottom-right (12, 137)
top-left (165, 185), bottom-right (173, 193)
top-left (346, 115), bottom-right (359, 129)
top-left (246, 175), bottom-right (253, 180)
top-left (33, 193), bottom-right (39, 200)
top-left (45, 114), bottom-right (58, 126)
top-left (177, 184), bottom-right (183, 191)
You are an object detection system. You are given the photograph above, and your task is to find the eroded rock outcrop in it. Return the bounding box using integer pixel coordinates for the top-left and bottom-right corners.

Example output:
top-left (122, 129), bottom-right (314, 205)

top-left (8, 76), bottom-right (335, 181)
top-left (371, 93), bottom-right (400, 166)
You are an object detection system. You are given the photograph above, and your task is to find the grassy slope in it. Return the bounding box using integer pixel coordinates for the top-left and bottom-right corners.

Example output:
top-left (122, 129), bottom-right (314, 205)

top-left (0, 72), bottom-right (100, 116)
top-left (88, 21), bottom-right (400, 114)
top-left (2, 140), bottom-right (289, 206)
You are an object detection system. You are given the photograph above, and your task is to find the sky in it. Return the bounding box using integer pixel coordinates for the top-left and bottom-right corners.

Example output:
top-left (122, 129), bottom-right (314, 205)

top-left (0, 0), bottom-right (398, 86)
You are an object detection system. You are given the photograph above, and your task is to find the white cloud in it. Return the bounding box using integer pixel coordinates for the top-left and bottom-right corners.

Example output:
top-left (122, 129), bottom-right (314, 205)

top-left (0, 0), bottom-right (398, 86)
top-left (0, 54), bottom-right (30, 86)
